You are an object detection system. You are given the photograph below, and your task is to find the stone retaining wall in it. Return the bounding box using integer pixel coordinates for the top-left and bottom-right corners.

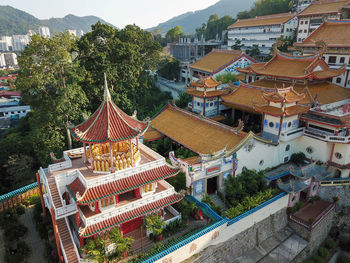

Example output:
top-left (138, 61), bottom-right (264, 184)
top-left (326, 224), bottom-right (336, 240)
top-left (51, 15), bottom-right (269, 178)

top-left (319, 185), bottom-right (350, 208)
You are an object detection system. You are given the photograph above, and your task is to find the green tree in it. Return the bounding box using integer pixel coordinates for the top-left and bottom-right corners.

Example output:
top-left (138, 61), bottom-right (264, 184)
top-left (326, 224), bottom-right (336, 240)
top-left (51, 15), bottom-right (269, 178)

top-left (175, 92), bottom-right (192, 109)
top-left (82, 237), bottom-right (107, 263)
top-left (157, 57), bottom-right (181, 81)
top-left (17, 32), bottom-right (88, 163)
top-left (108, 228), bottom-right (134, 257)
top-left (231, 39), bottom-right (243, 50)
top-left (165, 26), bottom-right (184, 43)
top-left (246, 44), bottom-right (261, 60)
top-left (144, 214), bottom-right (165, 239)
top-left (77, 22), bottom-right (162, 114)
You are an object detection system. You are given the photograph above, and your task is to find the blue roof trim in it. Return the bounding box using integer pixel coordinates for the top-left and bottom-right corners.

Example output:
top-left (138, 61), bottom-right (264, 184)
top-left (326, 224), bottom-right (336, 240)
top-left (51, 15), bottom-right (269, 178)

top-left (227, 192), bottom-right (287, 226)
top-left (265, 171), bottom-right (290, 181)
top-left (186, 195), bottom-right (223, 221)
top-left (0, 182), bottom-right (38, 203)
top-left (321, 177), bottom-right (350, 182)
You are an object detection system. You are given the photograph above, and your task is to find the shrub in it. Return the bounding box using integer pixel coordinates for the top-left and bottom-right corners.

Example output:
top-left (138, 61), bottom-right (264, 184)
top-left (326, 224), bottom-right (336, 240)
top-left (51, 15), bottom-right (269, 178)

top-left (4, 222), bottom-right (28, 242)
top-left (16, 204), bottom-right (26, 215)
top-left (312, 254), bottom-right (323, 263)
top-left (324, 239), bottom-right (335, 249)
top-left (332, 196), bottom-right (339, 203)
top-left (339, 239), bottom-right (350, 252)
top-left (4, 241), bottom-right (31, 263)
top-left (318, 247), bottom-right (328, 259)
top-left (338, 256), bottom-right (350, 263)
top-left (308, 217), bottom-right (315, 223)
top-left (295, 201), bottom-right (303, 211)
top-left (290, 152), bottom-right (306, 166)
top-left (309, 196), bottom-right (321, 203)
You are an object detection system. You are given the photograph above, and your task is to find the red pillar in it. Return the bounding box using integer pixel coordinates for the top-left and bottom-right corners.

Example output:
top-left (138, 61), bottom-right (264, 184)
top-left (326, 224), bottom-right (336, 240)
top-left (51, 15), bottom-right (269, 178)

top-left (115, 195), bottom-right (119, 205)
top-left (134, 188), bottom-right (141, 199)
top-left (36, 173), bottom-right (46, 217)
top-left (79, 236), bottom-right (84, 248)
top-left (50, 208), bottom-right (63, 262)
top-left (75, 212), bottom-right (81, 227)
top-left (95, 201), bottom-right (100, 213)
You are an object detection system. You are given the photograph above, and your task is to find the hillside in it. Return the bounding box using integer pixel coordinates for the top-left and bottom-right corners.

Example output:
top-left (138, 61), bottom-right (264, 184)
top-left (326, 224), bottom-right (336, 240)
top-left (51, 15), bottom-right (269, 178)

top-left (0, 5), bottom-right (114, 36)
top-left (147, 0), bottom-right (256, 34)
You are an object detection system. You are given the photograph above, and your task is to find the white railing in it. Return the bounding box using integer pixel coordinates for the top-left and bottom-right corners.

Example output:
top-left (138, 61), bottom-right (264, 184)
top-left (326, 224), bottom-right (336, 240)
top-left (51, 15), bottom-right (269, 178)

top-left (59, 234), bottom-right (69, 263)
top-left (64, 147), bottom-right (85, 156)
top-left (280, 127), bottom-right (305, 141)
top-left (65, 217), bottom-right (83, 262)
top-left (84, 186), bottom-right (176, 226)
top-left (48, 152), bottom-right (72, 172)
top-left (85, 158), bottom-right (165, 188)
top-left (39, 167), bottom-right (54, 210)
top-left (164, 206), bottom-right (181, 225)
top-left (56, 203), bottom-right (78, 219)
top-left (304, 129), bottom-right (350, 143)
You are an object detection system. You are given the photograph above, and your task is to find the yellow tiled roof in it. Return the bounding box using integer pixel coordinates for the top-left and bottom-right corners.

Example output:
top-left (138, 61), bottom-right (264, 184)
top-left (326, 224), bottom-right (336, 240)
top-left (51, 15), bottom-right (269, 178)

top-left (295, 20), bottom-right (350, 48)
top-left (298, 0), bottom-right (350, 16)
top-left (189, 49), bottom-right (245, 73)
top-left (148, 104), bottom-right (244, 154)
top-left (228, 12), bottom-right (295, 29)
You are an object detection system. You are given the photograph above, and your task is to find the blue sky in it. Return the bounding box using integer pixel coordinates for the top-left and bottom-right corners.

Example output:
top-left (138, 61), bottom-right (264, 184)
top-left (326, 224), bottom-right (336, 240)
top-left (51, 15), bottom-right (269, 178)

top-left (1, 0), bottom-right (219, 29)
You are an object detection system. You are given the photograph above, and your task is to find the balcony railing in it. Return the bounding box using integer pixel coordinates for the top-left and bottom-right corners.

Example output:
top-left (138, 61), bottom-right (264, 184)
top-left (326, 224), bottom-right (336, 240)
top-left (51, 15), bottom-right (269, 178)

top-left (304, 129), bottom-right (350, 143)
top-left (280, 127), bottom-right (304, 141)
top-left (83, 184), bottom-right (176, 226)
top-left (48, 151), bottom-right (72, 172)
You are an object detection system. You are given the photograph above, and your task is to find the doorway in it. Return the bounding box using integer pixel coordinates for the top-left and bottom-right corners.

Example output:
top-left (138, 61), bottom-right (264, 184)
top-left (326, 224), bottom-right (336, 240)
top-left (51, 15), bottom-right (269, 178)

top-left (207, 176), bottom-right (218, 194)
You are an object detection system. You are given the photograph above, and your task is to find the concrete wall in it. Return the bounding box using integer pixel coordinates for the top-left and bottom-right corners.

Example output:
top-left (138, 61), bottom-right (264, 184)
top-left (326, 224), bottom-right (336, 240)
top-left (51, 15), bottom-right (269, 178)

top-left (153, 194), bottom-right (289, 263)
top-left (319, 185), bottom-right (350, 208)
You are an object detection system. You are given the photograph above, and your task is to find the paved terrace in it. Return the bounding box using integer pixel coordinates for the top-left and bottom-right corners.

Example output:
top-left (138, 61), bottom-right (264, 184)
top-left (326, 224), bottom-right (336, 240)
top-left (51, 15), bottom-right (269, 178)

top-left (292, 200), bottom-right (334, 224)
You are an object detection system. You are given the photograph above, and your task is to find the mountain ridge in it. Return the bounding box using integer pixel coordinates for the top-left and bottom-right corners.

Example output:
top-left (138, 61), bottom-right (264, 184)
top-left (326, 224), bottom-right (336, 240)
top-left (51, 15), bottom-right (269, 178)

top-left (0, 5), bottom-right (115, 36)
top-left (147, 0), bottom-right (256, 34)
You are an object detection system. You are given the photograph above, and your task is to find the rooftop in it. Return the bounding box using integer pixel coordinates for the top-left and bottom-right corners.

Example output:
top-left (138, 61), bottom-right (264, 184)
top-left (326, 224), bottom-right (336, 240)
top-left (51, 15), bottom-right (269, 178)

top-left (147, 103), bottom-right (245, 155)
top-left (228, 12), bottom-right (295, 29)
top-left (298, 0), bottom-right (350, 16)
top-left (295, 20), bottom-right (350, 48)
top-left (189, 49), bottom-right (251, 74)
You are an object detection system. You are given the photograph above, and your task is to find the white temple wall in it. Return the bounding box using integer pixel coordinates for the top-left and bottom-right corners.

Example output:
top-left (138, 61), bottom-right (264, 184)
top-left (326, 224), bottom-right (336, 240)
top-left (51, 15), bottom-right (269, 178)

top-left (296, 136), bottom-right (331, 162)
top-left (213, 56), bottom-right (254, 77)
top-left (332, 143), bottom-right (350, 166)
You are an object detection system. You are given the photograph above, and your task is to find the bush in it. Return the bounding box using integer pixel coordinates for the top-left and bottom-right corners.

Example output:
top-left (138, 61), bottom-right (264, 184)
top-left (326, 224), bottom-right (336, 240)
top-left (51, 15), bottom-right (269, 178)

top-left (4, 241), bottom-right (31, 263)
top-left (15, 203), bottom-right (26, 215)
top-left (305, 260), bottom-right (315, 263)
top-left (4, 222), bottom-right (28, 242)
top-left (290, 152), bottom-right (306, 166)
top-left (324, 239), bottom-right (335, 249)
top-left (318, 247), bottom-right (328, 259)
top-left (312, 254), bottom-right (323, 263)
top-left (338, 256), bottom-right (350, 263)
top-left (339, 239), bottom-right (350, 252)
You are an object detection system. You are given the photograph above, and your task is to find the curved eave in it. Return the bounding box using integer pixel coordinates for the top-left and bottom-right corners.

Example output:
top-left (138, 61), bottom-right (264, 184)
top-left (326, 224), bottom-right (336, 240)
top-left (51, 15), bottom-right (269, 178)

top-left (69, 122), bottom-right (150, 144)
top-left (68, 165), bottom-right (180, 205)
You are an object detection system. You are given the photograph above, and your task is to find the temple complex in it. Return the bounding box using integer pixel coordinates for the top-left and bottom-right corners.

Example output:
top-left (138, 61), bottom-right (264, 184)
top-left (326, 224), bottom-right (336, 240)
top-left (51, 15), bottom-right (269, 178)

top-left (36, 76), bottom-right (183, 262)
top-left (295, 20), bottom-right (350, 89)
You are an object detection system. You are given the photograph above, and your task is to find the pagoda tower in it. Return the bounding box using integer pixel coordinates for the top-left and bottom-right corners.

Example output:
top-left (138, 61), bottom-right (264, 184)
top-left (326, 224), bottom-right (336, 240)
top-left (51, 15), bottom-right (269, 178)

top-left (37, 74), bottom-right (183, 262)
top-left (254, 86), bottom-right (310, 143)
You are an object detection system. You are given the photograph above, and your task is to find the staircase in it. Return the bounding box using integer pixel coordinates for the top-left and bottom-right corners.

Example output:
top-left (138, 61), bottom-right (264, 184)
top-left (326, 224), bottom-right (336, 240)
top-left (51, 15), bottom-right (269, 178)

top-left (209, 194), bottom-right (228, 211)
top-left (56, 218), bottom-right (80, 263)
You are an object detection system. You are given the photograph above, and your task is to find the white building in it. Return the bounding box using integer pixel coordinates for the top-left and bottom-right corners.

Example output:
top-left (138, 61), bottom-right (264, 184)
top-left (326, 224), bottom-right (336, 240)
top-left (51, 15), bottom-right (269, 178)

top-left (0, 36), bottom-right (13, 51)
top-left (227, 12), bottom-right (298, 56)
top-left (12, 35), bottom-right (30, 51)
top-left (295, 20), bottom-right (350, 89)
top-left (39, 26), bottom-right (51, 38)
top-left (67, 29), bottom-right (77, 36)
top-left (295, 0), bottom-right (312, 12)
top-left (296, 0), bottom-right (350, 43)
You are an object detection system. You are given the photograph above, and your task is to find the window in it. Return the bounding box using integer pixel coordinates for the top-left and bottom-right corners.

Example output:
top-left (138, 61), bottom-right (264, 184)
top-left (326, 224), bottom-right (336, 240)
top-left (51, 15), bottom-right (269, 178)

top-left (306, 146), bottom-right (313, 154)
top-left (336, 77), bottom-right (342, 84)
top-left (335, 152), bottom-right (343, 159)
top-left (288, 122), bottom-right (292, 128)
top-left (305, 21), bottom-right (308, 24)
top-left (197, 102), bottom-right (200, 106)
top-left (210, 102), bottom-right (213, 107)
top-left (259, 160), bottom-right (264, 166)
top-left (298, 30), bottom-right (302, 33)
top-left (269, 122), bottom-right (274, 128)
top-left (285, 144), bottom-right (290, 152)
top-left (312, 184), bottom-right (317, 191)
top-left (340, 57), bottom-right (345, 63)
top-left (328, 56), bottom-right (337, 64)
top-left (304, 29), bottom-right (307, 33)
top-left (284, 156), bottom-right (289, 163)
top-left (298, 38), bottom-right (301, 42)
top-left (335, 169), bottom-right (342, 178)
top-left (300, 21), bottom-right (304, 25)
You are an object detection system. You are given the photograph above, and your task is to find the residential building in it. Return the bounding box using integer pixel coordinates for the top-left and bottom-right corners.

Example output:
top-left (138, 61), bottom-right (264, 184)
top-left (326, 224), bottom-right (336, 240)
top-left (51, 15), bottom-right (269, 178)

top-left (189, 49), bottom-right (255, 81)
top-left (0, 36), bottom-right (12, 51)
top-left (227, 12), bottom-right (298, 56)
top-left (3, 53), bottom-right (18, 68)
top-left (39, 26), bottom-right (51, 38)
top-left (295, 0), bottom-right (313, 12)
top-left (37, 77), bottom-right (183, 262)
top-left (296, 0), bottom-right (350, 43)
top-left (295, 20), bottom-right (350, 88)
top-left (12, 35), bottom-right (30, 51)
top-left (67, 29), bottom-right (77, 36)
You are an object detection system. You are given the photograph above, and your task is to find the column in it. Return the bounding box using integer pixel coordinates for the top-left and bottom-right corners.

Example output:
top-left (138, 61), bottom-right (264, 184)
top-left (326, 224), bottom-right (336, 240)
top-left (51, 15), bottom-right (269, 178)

top-left (130, 140), bottom-right (134, 167)
top-left (134, 188), bottom-right (141, 199)
top-left (89, 143), bottom-right (94, 170)
top-left (83, 143), bottom-right (88, 164)
top-left (115, 194), bottom-right (119, 205)
top-left (109, 142), bottom-right (114, 172)
top-left (36, 173), bottom-right (46, 217)
top-left (94, 201), bottom-right (100, 213)
top-left (50, 208), bottom-right (63, 262)
top-left (75, 212), bottom-right (81, 227)
top-left (79, 236), bottom-right (84, 248)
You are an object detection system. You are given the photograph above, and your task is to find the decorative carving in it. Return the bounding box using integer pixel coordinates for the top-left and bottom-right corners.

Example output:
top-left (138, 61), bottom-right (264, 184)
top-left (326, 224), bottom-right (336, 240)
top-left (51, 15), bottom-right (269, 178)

top-left (211, 231), bottom-right (219, 240)
top-left (162, 257), bottom-right (173, 263)
top-left (190, 243), bottom-right (198, 253)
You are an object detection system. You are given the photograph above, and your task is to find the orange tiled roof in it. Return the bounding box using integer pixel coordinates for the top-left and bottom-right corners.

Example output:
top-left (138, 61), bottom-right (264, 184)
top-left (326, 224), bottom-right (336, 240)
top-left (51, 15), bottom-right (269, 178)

top-left (189, 49), bottom-right (250, 73)
top-left (67, 164), bottom-right (180, 204)
top-left (245, 51), bottom-right (343, 79)
top-left (143, 126), bottom-right (163, 142)
top-left (148, 104), bottom-right (244, 154)
top-left (70, 79), bottom-right (149, 143)
top-left (190, 76), bottom-right (221, 88)
top-left (254, 104), bottom-right (311, 117)
top-left (295, 20), bottom-right (350, 48)
top-left (262, 87), bottom-right (306, 103)
top-left (186, 88), bottom-right (230, 98)
top-left (228, 12), bottom-right (296, 28)
top-left (298, 0), bottom-right (350, 16)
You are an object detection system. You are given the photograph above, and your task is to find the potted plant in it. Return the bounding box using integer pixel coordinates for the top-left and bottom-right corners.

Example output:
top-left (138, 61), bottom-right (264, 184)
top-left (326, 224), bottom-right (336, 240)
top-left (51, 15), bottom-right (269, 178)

top-left (145, 214), bottom-right (165, 241)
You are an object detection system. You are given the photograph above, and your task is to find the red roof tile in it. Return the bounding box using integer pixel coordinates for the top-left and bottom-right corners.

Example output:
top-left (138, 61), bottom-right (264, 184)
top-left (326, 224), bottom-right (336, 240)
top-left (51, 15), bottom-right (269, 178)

top-left (70, 77), bottom-right (149, 143)
top-left (80, 193), bottom-right (183, 237)
top-left (67, 164), bottom-right (180, 204)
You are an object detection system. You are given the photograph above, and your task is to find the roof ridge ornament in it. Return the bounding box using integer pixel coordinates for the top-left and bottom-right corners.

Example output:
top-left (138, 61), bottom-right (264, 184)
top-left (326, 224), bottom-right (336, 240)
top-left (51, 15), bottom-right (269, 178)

top-left (104, 73), bottom-right (112, 102)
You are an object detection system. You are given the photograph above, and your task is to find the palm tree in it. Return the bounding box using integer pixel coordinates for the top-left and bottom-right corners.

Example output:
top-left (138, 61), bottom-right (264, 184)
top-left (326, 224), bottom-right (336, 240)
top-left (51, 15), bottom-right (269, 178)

top-left (144, 214), bottom-right (165, 240)
top-left (82, 237), bottom-right (107, 263)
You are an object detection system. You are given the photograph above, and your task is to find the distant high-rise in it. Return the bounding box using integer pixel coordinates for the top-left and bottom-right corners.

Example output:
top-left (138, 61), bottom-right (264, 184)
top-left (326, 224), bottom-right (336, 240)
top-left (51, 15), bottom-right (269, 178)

top-left (0, 37), bottom-right (13, 52)
top-left (39, 26), bottom-right (51, 38)
top-left (12, 35), bottom-right (30, 51)
top-left (67, 29), bottom-right (77, 36)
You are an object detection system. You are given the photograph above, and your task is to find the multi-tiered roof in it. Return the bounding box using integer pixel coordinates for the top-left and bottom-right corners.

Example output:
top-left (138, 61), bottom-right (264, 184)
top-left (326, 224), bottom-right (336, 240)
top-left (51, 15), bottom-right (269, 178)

top-left (186, 76), bottom-right (231, 98)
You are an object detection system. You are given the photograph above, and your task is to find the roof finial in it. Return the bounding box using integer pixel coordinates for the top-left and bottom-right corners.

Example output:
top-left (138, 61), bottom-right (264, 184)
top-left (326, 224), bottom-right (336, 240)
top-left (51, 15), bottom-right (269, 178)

top-left (104, 73), bottom-right (111, 101)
